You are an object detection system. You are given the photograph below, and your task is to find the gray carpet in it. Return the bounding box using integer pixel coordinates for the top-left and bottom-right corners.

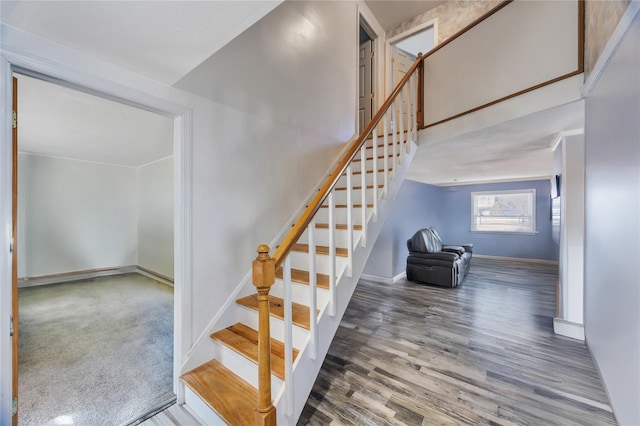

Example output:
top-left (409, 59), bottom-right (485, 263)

top-left (18, 273), bottom-right (174, 426)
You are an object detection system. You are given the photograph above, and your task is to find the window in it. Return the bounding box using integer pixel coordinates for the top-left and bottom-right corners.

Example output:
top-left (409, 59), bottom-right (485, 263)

top-left (471, 189), bottom-right (536, 234)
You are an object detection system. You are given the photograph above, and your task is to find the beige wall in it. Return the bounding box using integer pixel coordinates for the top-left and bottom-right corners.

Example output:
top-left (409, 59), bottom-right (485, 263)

top-left (387, 0), bottom-right (504, 44)
top-left (584, 0), bottom-right (630, 77)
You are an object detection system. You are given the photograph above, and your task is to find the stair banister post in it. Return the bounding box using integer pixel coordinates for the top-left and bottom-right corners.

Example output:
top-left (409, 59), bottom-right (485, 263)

top-left (252, 244), bottom-right (277, 426)
top-left (416, 52), bottom-right (424, 129)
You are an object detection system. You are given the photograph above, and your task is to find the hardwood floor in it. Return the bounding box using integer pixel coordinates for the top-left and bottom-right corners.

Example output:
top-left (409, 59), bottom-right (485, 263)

top-left (298, 258), bottom-right (616, 425)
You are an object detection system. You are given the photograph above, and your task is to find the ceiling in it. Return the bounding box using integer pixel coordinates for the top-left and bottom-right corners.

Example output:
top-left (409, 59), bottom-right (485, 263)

top-left (4, 0), bottom-right (583, 185)
top-left (1, 0), bottom-right (282, 85)
top-left (407, 101), bottom-right (585, 186)
top-left (17, 74), bottom-right (173, 167)
top-left (365, 0), bottom-right (446, 31)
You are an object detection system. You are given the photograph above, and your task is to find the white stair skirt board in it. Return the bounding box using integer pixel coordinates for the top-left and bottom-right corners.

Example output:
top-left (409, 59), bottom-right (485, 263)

top-left (359, 271), bottom-right (406, 285)
top-left (184, 387), bottom-right (225, 425)
top-left (183, 137), bottom-right (419, 424)
top-left (553, 318), bottom-right (585, 341)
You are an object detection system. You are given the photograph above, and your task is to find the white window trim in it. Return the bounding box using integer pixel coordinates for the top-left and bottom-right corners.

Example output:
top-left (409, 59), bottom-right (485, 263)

top-left (471, 189), bottom-right (537, 234)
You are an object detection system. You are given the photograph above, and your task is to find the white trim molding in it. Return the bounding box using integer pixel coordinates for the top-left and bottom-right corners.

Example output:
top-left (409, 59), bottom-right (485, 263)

top-left (582, 1), bottom-right (640, 97)
top-left (553, 318), bottom-right (585, 341)
top-left (0, 23), bottom-right (193, 420)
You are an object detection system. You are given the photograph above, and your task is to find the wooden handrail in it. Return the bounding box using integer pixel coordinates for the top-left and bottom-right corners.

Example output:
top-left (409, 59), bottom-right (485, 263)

top-left (252, 54), bottom-right (423, 426)
top-left (271, 53), bottom-right (423, 269)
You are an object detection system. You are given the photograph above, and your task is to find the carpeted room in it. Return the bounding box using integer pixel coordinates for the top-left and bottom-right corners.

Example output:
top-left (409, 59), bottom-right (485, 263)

top-left (15, 74), bottom-right (175, 425)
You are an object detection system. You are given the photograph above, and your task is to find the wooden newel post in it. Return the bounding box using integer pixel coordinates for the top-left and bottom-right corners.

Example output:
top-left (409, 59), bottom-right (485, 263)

top-left (416, 52), bottom-right (424, 129)
top-left (252, 244), bottom-right (277, 426)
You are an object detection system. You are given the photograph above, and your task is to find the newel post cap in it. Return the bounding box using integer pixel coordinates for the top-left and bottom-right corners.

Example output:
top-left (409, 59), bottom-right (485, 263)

top-left (252, 244), bottom-right (275, 288)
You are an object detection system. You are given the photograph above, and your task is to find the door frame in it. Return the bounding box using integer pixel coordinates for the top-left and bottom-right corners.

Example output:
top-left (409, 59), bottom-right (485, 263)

top-left (385, 18), bottom-right (438, 96)
top-left (0, 38), bottom-right (193, 423)
top-left (356, 4), bottom-right (384, 129)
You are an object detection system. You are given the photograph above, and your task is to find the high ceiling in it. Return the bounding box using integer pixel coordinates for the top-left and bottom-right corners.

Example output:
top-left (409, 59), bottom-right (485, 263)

top-left (1, 0), bottom-right (281, 85)
top-left (3, 0), bottom-right (583, 185)
top-left (365, 0), bottom-right (446, 31)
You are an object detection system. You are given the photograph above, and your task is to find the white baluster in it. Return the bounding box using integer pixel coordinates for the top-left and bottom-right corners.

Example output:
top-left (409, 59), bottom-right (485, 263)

top-left (283, 255), bottom-right (293, 416)
top-left (408, 75), bottom-right (414, 149)
top-left (383, 112), bottom-right (389, 198)
top-left (360, 148), bottom-right (367, 248)
top-left (346, 164), bottom-right (353, 277)
top-left (412, 73), bottom-right (418, 145)
top-left (328, 191), bottom-right (337, 317)
top-left (307, 218), bottom-right (318, 360)
top-left (399, 86), bottom-right (405, 165)
top-left (392, 101), bottom-right (398, 179)
top-left (372, 126), bottom-right (378, 221)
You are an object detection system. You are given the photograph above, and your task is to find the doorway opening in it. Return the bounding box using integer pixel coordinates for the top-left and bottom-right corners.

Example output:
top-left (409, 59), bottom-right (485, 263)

top-left (0, 58), bottom-right (191, 424)
top-left (387, 20), bottom-right (437, 94)
top-left (15, 72), bottom-right (176, 425)
top-left (358, 19), bottom-right (377, 133)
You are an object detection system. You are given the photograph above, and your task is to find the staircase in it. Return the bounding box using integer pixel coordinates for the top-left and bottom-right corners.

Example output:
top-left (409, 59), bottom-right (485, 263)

top-left (179, 56), bottom-right (423, 425)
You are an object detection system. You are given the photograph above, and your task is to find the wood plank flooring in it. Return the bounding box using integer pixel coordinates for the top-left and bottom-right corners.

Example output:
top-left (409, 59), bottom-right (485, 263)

top-left (298, 258), bottom-right (616, 425)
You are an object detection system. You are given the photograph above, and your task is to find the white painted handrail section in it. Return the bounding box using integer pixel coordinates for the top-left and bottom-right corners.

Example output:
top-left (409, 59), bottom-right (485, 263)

top-left (283, 255), bottom-right (294, 416)
top-left (327, 190), bottom-right (337, 317)
top-left (250, 54), bottom-right (423, 424)
top-left (307, 218), bottom-right (318, 360)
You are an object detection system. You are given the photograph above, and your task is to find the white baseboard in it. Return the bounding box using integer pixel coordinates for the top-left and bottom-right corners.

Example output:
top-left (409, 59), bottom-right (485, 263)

top-left (18, 265), bottom-right (174, 288)
top-left (474, 254), bottom-right (559, 265)
top-left (393, 271), bottom-right (407, 283)
top-left (360, 271), bottom-right (407, 284)
top-left (553, 318), bottom-right (585, 341)
top-left (360, 273), bottom-right (393, 284)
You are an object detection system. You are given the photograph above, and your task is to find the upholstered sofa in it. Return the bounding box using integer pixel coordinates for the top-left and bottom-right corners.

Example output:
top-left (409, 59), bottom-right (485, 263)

top-left (406, 227), bottom-right (473, 288)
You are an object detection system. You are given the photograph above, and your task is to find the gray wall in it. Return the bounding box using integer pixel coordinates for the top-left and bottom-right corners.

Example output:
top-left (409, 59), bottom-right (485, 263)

top-left (440, 180), bottom-right (557, 262)
top-left (363, 179), bottom-right (443, 278)
top-left (584, 12), bottom-right (640, 426)
top-left (364, 179), bottom-right (557, 278)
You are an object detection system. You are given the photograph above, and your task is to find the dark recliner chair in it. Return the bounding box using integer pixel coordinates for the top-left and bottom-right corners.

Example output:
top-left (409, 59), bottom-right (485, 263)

top-left (406, 227), bottom-right (473, 288)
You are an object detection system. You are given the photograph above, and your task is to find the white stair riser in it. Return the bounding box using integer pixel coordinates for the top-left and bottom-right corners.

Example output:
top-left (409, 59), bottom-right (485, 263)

top-left (300, 228), bottom-right (362, 249)
top-left (333, 187), bottom-right (376, 205)
top-left (286, 250), bottom-right (349, 277)
top-left (352, 156), bottom-right (399, 171)
top-left (270, 279), bottom-right (330, 308)
top-left (338, 170), bottom-right (389, 187)
top-left (212, 339), bottom-right (283, 395)
top-left (237, 306), bottom-right (309, 349)
top-left (184, 388), bottom-right (226, 425)
top-left (315, 207), bottom-right (368, 225)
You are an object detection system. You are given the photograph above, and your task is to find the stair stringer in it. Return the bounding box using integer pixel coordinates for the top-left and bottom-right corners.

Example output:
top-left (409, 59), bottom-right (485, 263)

top-left (274, 140), bottom-right (418, 425)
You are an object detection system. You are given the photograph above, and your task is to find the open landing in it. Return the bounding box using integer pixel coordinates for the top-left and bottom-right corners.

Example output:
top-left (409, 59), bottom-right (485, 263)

top-left (298, 258), bottom-right (616, 425)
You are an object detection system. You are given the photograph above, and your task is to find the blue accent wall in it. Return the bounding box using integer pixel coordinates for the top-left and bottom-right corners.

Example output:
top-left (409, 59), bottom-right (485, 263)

top-left (364, 179), bottom-right (558, 278)
top-left (439, 180), bottom-right (558, 262)
top-left (363, 179), bottom-right (443, 278)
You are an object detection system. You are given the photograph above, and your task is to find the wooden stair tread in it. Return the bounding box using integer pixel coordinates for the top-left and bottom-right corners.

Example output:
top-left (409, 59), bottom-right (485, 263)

top-left (353, 153), bottom-right (401, 162)
top-left (335, 184), bottom-right (383, 191)
top-left (292, 243), bottom-right (348, 257)
top-left (236, 294), bottom-right (313, 329)
top-left (350, 168), bottom-right (387, 175)
top-left (211, 323), bottom-right (298, 381)
top-left (180, 359), bottom-right (256, 426)
top-left (275, 267), bottom-right (330, 289)
top-left (320, 203), bottom-right (373, 209)
top-left (366, 140), bottom-right (403, 150)
top-left (316, 223), bottom-right (362, 230)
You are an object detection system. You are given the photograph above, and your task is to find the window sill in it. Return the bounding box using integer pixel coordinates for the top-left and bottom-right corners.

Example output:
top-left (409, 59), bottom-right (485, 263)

top-left (470, 230), bottom-right (539, 236)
